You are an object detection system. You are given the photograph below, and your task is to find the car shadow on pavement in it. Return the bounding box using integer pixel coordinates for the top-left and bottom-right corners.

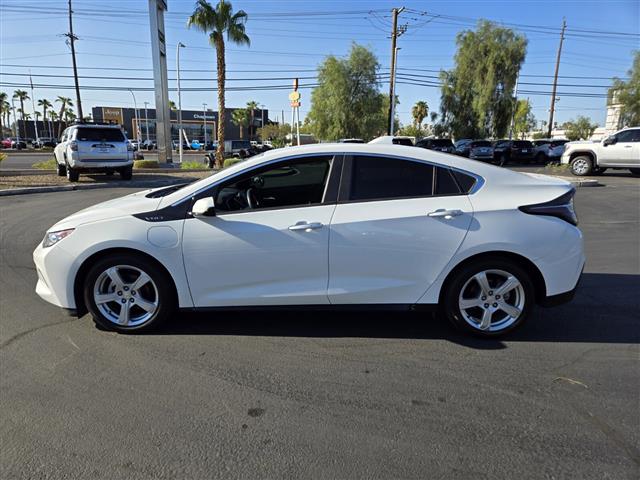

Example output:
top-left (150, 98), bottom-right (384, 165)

top-left (140, 273), bottom-right (639, 349)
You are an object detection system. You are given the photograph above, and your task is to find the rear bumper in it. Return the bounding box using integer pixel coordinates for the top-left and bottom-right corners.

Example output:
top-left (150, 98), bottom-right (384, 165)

top-left (540, 264), bottom-right (584, 307)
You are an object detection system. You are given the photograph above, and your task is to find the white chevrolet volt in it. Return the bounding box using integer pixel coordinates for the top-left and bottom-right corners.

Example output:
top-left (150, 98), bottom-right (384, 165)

top-left (33, 144), bottom-right (585, 337)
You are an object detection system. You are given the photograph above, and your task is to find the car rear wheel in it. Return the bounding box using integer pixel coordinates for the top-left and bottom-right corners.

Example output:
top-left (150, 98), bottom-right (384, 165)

top-left (83, 254), bottom-right (175, 333)
top-left (442, 258), bottom-right (534, 337)
top-left (570, 156), bottom-right (593, 176)
top-left (66, 164), bottom-right (79, 182)
top-left (56, 161), bottom-right (66, 177)
top-left (629, 168), bottom-right (640, 176)
top-left (120, 166), bottom-right (133, 180)
top-left (535, 152), bottom-right (546, 164)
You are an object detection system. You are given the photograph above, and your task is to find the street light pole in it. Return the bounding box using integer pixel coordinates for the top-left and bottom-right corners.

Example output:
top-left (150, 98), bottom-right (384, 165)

top-left (129, 89), bottom-right (140, 145)
top-left (176, 42), bottom-right (185, 164)
top-left (202, 102), bottom-right (207, 146)
top-left (143, 101), bottom-right (150, 143)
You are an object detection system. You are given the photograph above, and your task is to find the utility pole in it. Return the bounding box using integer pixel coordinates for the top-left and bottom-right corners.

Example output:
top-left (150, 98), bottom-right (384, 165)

top-left (143, 101), bottom-right (150, 142)
top-left (508, 71), bottom-right (520, 141)
top-left (65, 0), bottom-right (83, 121)
top-left (387, 6), bottom-right (405, 135)
top-left (547, 18), bottom-right (566, 138)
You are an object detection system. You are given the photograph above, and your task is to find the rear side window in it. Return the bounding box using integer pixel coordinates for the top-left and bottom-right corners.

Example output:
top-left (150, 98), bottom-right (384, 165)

top-left (452, 170), bottom-right (477, 193)
top-left (470, 141), bottom-right (492, 148)
top-left (513, 140), bottom-right (533, 148)
top-left (435, 167), bottom-right (460, 195)
top-left (350, 156), bottom-right (433, 201)
top-left (75, 128), bottom-right (125, 142)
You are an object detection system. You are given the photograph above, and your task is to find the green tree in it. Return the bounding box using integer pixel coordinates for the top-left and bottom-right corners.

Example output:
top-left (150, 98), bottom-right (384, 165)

top-left (188, 0), bottom-right (250, 167)
top-left (55, 96), bottom-right (73, 137)
top-left (245, 100), bottom-right (258, 139)
top-left (513, 99), bottom-right (536, 139)
top-left (257, 123), bottom-right (291, 147)
top-left (13, 89), bottom-right (29, 137)
top-left (0, 92), bottom-right (8, 135)
top-left (564, 116), bottom-right (598, 141)
top-left (307, 43), bottom-right (387, 141)
top-left (438, 21), bottom-right (527, 139)
top-left (411, 101), bottom-right (428, 128)
top-left (37, 99), bottom-right (52, 124)
top-left (397, 124), bottom-right (426, 138)
top-left (609, 51), bottom-right (640, 127)
top-left (231, 108), bottom-right (249, 139)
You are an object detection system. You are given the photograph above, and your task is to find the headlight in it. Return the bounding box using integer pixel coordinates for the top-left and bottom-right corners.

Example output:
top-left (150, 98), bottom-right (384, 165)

top-left (42, 228), bottom-right (75, 248)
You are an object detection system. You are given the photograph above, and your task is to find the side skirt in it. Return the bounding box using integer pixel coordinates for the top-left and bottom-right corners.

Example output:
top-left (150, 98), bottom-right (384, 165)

top-left (179, 304), bottom-right (438, 313)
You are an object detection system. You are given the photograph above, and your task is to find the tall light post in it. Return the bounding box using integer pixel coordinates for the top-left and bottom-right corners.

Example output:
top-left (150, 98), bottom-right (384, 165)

top-left (176, 42), bottom-right (186, 164)
top-left (129, 89), bottom-right (140, 145)
top-left (389, 46), bottom-right (401, 135)
top-left (143, 101), bottom-right (150, 143)
top-left (202, 102), bottom-right (207, 146)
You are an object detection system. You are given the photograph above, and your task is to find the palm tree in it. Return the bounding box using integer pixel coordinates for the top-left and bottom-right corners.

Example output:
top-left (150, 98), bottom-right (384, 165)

top-left (0, 92), bottom-right (7, 136)
top-left (38, 99), bottom-right (52, 128)
top-left (246, 100), bottom-right (258, 139)
top-left (188, 0), bottom-right (249, 168)
top-left (64, 107), bottom-right (76, 123)
top-left (231, 108), bottom-right (249, 139)
top-left (56, 96), bottom-right (73, 137)
top-left (411, 101), bottom-right (428, 128)
top-left (13, 89), bottom-right (29, 137)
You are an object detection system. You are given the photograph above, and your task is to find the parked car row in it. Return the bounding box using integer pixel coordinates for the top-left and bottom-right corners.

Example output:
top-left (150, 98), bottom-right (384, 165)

top-left (1, 137), bottom-right (57, 149)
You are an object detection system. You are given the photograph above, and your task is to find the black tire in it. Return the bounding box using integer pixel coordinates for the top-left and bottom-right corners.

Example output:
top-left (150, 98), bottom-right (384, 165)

top-left (629, 168), bottom-right (640, 176)
top-left (570, 155), bottom-right (593, 176)
top-left (441, 257), bottom-right (535, 338)
top-left (83, 253), bottom-right (176, 333)
top-left (66, 164), bottom-right (79, 182)
top-left (591, 167), bottom-right (607, 176)
top-left (120, 166), bottom-right (133, 180)
top-left (498, 153), bottom-right (508, 167)
top-left (56, 161), bottom-right (66, 177)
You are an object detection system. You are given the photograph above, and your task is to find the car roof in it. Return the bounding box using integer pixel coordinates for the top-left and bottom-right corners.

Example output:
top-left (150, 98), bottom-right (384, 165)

top-left (71, 124), bottom-right (121, 128)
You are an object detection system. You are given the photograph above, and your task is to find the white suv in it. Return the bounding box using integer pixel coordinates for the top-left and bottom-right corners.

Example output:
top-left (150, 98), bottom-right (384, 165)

top-left (54, 124), bottom-right (134, 182)
top-left (561, 127), bottom-right (640, 176)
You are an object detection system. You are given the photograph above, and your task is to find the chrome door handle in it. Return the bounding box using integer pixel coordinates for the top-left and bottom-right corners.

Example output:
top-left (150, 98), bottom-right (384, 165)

top-left (428, 209), bottom-right (463, 219)
top-left (288, 221), bottom-right (323, 231)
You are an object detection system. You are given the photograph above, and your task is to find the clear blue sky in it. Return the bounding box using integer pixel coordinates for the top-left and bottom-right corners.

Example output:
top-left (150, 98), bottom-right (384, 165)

top-left (1, 0), bottom-right (638, 128)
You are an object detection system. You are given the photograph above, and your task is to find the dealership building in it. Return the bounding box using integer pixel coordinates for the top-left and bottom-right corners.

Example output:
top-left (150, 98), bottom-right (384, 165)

top-left (91, 106), bottom-right (270, 143)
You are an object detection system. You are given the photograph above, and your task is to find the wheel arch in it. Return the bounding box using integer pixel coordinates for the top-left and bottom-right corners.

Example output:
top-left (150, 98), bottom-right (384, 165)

top-left (438, 251), bottom-right (547, 305)
top-left (569, 150), bottom-right (596, 163)
top-left (73, 247), bottom-right (179, 317)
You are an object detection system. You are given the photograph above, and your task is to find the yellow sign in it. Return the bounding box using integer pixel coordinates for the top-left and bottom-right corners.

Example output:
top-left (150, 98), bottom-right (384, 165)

top-left (102, 107), bottom-right (123, 125)
top-left (288, 91), bottom-right (301, 102)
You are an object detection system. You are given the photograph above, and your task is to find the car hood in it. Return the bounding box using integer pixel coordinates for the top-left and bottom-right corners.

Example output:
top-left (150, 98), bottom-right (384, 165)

top-left (49, 188), bottom-right (164, 231)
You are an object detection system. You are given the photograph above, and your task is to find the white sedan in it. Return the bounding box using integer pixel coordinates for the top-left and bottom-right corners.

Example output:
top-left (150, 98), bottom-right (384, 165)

top-left (33, 144), bottom-right (585, 337)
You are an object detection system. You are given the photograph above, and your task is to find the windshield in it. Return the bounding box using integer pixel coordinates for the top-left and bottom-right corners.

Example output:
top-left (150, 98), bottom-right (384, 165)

top-left (75, 128), bottom-right (125, 142)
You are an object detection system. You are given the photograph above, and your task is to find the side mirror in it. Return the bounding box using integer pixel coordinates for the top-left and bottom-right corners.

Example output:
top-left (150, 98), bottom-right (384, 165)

top-left (191, 197), bottom-right (216, 217)
top-left (603, 136), bottom-right (616, 146)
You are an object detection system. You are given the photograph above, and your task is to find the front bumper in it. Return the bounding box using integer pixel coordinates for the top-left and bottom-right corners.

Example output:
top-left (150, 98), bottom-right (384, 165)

top-left (33, 241), bottom-right (77, 309)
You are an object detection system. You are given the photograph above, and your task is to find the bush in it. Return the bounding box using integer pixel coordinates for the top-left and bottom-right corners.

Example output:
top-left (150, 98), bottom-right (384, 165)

top-left (133, 159), bottom-right (159, 169)
top-left (180, 161), bottom-right (205, 170)
top-left (223, 157), bottom-right (244, 168)
top-left (32, 158), bottom-right (57, 169)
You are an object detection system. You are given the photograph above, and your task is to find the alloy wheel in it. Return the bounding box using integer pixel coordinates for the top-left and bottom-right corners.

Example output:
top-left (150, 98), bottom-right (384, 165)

top-left (572, 158), bottom-right (589, 175)
top-left (458, 269), bottom-right (525, 332)
top-left (93, 265), bottom-right (159, 327)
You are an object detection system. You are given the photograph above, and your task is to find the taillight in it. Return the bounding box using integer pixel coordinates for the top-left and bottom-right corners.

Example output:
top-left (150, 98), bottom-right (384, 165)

top-left (519, 189), bottom-right (578, 226)
top-left (69, 141), bottom-right (78, 151)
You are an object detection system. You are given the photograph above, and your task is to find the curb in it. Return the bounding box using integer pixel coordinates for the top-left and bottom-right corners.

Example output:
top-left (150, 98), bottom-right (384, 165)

top-left (554, 176), bottom-right (600, 187)
top-left (0, 178), bottom-right (193, 197)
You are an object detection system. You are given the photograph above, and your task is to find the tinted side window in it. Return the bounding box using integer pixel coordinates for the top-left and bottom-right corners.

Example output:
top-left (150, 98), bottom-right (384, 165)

top-left (452, 170), bottom-right (477, 193)
top-left (350, 156), bottom-right (433, 201)
top-left (435, 167), bottom-right (461, 195)
top-left (617, 130), bottom-right (640, 142)
top-left (215, 156), bottom-right (332, 213)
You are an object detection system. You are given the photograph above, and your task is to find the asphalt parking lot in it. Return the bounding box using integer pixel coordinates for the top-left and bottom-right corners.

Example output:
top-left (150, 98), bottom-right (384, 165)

top-left (1, 172), bottom-right (638, 479)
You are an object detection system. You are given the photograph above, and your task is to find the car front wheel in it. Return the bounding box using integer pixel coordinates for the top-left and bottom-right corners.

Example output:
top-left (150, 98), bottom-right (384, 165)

top-left (120, 166), bottom-right (133, 180)
top-left (442, 258), bottom-right (534, 337)
top-left (570, 156), bottom-right (593, 176)
top-left (629, 168), bottom-right (640, 176)
top-left (56, 161), bottom-right (66, 177)
top-left (66, 164), bottom-right (79, 182)
top-left (83, 254), bottom-right (175, 333)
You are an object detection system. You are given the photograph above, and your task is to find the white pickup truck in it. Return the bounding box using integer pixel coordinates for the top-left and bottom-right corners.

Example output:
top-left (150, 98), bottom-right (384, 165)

top-left (561, 127), bottom-right (640, 176)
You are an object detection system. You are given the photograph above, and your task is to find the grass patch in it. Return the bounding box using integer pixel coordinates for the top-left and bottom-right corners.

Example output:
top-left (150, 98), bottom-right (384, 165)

top-left (223, 157), bottom-right (244, 168)
top-left (545, 162), bottom-right (570, 173)
top-left (32, 158), bottom-right (57, 169)
top-left (0, 152), bottom-right (6, 163)
top-left (180, 160), bottom-right (205, 170)
top-left (133, 159), bottom-right (159, 169)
